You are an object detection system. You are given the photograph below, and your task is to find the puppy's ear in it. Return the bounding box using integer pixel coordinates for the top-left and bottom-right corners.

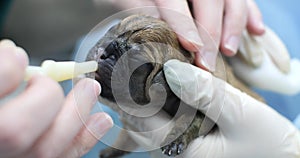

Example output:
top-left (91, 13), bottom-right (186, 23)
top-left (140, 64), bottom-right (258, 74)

top-left (151, 70), bottom-right (180, 116)
top-left (129, 62), bottom-right (154, 105)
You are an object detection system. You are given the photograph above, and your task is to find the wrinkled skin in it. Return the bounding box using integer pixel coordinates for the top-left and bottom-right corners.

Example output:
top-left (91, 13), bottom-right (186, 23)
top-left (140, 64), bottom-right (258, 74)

top-left (86, 14), bottom-right (263, 157)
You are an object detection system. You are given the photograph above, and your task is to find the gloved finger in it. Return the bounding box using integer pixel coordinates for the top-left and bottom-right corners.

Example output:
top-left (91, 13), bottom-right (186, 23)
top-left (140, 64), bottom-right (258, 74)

top-left (0, 39), bottom-right (29, 98)
top-left (0, 75), bottom-right (64, 157)
top-left (246, 0), bottom-right (265, 35)
top-left (25, 78), bottom-right (100, 158)
top-left (228, 0), bottom-right (266, 69)
top-left (238, 27), bottom-right (290, 74)
top-left (220, 0), bottom-right (247, 56)
top-left (58, 112), bottom-right (113, 158)
top-left (164, 60), bottom-right (224, 123)
top-left (254, 27), bottom-right (291, 73)
top-left (154, 0), bottom-right (204, 57)
top-left (230, 52), bottom-right (300, 95)
top-left (191, 0), bottom-right (224, 71)
top-left (164, 60), bottom-right (294, 129)
top-left (238, 30), bottom-right (264, 67)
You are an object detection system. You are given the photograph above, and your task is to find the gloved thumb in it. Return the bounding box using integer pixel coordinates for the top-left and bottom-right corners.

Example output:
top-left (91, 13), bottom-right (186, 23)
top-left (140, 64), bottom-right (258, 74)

top-left (163, 59), bottom-right (266, 130)
top-left (163, 59), bottom-right (228, 126)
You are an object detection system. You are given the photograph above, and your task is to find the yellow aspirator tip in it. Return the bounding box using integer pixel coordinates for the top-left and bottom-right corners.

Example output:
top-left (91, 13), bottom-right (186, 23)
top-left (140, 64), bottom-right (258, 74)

top-left (25, 60), bottom-right (98, 82)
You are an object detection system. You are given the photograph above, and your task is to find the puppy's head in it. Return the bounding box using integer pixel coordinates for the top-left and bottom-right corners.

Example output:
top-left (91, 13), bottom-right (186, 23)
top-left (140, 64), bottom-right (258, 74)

top-left (87, 15), bottom-right (193, 113)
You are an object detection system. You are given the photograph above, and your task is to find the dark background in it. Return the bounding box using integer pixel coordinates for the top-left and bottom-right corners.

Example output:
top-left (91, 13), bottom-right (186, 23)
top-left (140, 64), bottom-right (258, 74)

top-left (0, 0), bottom-right (119, 64)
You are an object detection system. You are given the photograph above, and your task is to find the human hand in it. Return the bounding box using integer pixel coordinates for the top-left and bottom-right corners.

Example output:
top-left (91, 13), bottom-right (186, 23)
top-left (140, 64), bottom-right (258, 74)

top-left (108, 0), bottom-right (265, 71)
top-left (0, 40), bottom-right (113, 158)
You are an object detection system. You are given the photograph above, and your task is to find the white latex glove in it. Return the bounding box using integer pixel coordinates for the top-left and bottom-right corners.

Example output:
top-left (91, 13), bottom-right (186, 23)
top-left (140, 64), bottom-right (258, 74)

top-left (232, 27), bottom-right (300, 95)
top-left (239, 26), bottom-right (290, 73)
top-left (160, 60), bottom-right (299, 158)
top-left (123, 59), bottom-right (300, 158)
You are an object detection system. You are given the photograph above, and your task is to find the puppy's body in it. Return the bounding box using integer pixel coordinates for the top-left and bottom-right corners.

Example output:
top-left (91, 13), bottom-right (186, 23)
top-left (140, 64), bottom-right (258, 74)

top-left (86, 14), bottom-right (262, 157)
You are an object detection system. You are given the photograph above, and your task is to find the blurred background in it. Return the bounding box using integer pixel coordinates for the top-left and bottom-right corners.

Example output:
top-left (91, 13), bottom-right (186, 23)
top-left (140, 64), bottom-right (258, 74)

top-left (0, 0), bottom-right (119, 64)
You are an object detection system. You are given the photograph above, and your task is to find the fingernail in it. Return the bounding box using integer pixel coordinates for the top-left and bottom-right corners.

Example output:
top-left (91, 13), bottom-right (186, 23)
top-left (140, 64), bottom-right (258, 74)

top-left (14, 47), bottom-right (29, 68)
top-left (0, 39), bottom-right (16, 47)
top-left (224, 36), bottom-right (240, 55)
top-left (81, 79), bottom-right (101, 103)
top-left (199, 51), bottom-right (217, 72)
top-left (0, 40), bottom-right (28, 68)
top-left (92, 80), bottom-right (101, 96)
top-left (90, 113), bottom-right (113, 139)
top-left (257, 22), bottom-right (265, 31)
top-left (186, 31), bottom-right (203, 48)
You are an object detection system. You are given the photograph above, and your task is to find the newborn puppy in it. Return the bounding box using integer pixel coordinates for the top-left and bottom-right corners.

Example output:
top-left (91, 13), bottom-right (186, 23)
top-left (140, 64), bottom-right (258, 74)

top-left (86, 14), bottom-right (263, 157)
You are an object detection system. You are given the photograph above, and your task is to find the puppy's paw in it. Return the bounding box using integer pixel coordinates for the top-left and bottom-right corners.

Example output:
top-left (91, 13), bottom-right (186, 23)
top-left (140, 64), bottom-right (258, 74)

top-left (161, 135), bottom-right (187, 157)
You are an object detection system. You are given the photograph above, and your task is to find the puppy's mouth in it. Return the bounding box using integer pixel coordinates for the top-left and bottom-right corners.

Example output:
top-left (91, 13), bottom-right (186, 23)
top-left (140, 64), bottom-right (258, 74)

top-left (94, 47), bottom-right (117, 102)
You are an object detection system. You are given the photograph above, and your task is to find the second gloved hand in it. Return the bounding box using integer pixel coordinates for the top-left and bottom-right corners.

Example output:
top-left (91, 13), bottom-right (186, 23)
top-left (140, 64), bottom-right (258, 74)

top-left (162, 59), bottom-right (300, 158)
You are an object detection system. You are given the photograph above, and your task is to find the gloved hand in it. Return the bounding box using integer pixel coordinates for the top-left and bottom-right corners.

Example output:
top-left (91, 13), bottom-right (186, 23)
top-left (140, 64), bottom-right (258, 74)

top-left (159, 59), bottom-right (300, 158)
top-left (127, 59), bottom-right (300, 158)
top-left (232, 26), bottom-right (300, 95)
top-left (239, 26), bottom-right (290, 73)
